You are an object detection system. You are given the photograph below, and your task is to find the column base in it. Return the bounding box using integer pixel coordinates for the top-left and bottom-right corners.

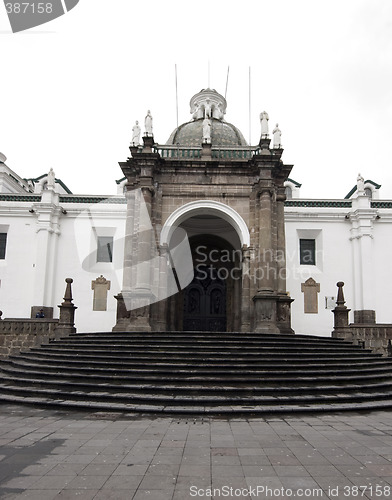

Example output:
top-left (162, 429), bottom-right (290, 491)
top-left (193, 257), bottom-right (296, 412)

top-left (113, 291), bottom-right (155, 332)
top-left (252, 291), bottom-right (280, 334)
top-left (277, 295), bottom-right (295, 334)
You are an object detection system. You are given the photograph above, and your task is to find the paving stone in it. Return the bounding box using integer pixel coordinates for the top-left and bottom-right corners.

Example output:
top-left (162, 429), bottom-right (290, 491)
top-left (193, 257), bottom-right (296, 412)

top-left (5, 405), bottom-right (392, 498)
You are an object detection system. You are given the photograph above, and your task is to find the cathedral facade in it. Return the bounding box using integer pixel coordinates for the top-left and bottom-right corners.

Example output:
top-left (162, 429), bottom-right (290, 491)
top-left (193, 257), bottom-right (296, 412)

top-left (0, 91), bottom-right (391, 336)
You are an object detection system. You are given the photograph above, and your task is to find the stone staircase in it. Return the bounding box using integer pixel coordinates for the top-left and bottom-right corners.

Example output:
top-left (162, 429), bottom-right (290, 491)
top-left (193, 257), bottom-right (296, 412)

top-left (2, 331), bottom-right (392, 415)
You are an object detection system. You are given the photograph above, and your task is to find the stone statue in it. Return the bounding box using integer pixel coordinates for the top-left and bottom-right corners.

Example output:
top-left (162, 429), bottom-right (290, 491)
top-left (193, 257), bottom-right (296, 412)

top-left (214, 102), bottom-right (224, 120)
top-left (202, 118), bottom-right (211, 143)
top-left (144, 110), bottom-right (153, 136)
top-left (357, 173), bottom-right (365, 194)
top-left (131, 120), bottom-right (141, 145)
top-left (260, 111), bottom-right (269, 138)
top-left (204, 100), bottom-right (212, 119)
top-left (47, 168), bottom-right (55, 188)
top-left (192, 103), bottom-right (200, 120)
top-left (272, 123), bottom-right (282, 148)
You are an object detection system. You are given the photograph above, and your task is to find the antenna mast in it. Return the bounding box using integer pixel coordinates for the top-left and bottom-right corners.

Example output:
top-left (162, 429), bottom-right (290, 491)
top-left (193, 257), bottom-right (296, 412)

top-left (248, 66), bottom-right (252, 146)
top-left (175, 64), bottom-right (179, 129)
top-left (225, 66), bottom-right (230, 99)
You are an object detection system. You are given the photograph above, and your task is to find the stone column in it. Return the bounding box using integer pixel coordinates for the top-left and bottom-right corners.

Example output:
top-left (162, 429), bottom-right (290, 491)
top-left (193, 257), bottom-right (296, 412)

top-left (276, 189), bottom-right (287, 294)
top-left (155, 244), bottom-right (170, 331)
top-left (252, 189), bottom-right (279, 333)
top-left (240, 246), bottom-right (251, 332)
top-left (113, 186), bottom-right (155, 332)
top-left (258, 190), bottom-right (274, 292)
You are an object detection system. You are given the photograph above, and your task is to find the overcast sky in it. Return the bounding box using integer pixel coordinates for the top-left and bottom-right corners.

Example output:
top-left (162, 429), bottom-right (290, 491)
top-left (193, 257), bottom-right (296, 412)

top-left (1, 0), bottom-right (392, 198)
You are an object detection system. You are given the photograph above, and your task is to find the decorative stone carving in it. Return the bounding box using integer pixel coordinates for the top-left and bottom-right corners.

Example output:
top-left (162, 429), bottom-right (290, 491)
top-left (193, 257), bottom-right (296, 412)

top-left (260, 111), bottom-right (269, 138)
top-left (92, 275), bottom-right (111, 311)
top-left (272, 123), bottom-right (282, 148)
top-left (131, 120), bottom-right (141, 145)
top-left (301, 277), bottom-right (320, 313)
top-left (144, 110), bottom-right (153, 136)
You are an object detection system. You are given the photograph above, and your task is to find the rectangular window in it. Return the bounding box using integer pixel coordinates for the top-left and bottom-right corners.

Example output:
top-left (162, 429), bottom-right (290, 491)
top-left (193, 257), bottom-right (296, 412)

top-left (300, 239), bottom-right (315, 265)
top-left (0, 233), bottom-right (7, 259)
top-left (97, 236), bottom-right (113, 263)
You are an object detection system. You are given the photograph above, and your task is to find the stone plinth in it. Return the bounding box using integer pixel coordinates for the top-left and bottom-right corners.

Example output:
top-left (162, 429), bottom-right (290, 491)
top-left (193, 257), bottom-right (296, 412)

top-left (354, 310), bottom-right (376, 324)
top-left (252, 292), bottom-right (280, 333)
top-left (113, 292), bottom-right (154, 332)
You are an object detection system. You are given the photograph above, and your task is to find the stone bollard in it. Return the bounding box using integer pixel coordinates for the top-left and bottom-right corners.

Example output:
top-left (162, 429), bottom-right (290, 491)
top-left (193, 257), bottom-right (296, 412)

top-left (333, 281), bottom-right (351, 329)
top-left (54, 278), bottom-right (77, 338)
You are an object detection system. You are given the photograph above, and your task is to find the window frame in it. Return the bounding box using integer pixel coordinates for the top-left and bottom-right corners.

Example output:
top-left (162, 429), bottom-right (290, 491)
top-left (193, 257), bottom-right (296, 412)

top-left (96, 236), bottom-right (113, 263)
top-left (0, 232), bottom-right (7, 260)
top-left (299, 238), bottom-right (316, 266)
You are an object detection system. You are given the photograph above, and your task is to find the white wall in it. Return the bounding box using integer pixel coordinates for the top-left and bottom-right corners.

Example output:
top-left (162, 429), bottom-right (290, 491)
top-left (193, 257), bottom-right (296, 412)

top-left (0, 206), bottom-right (36, 318)
top-left (53, 202), bottom-right (126, 333)
top-left (285, 207), bottom-right (354, 336)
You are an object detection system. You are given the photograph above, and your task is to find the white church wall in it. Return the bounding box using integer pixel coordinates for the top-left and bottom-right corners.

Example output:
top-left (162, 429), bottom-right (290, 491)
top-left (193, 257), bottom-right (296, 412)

top-left (53, 202), bottom-right (126, 333)
top-left (285, 208), bottom-right (354, 336)
top-left (371, 213), bottom-right (392, 324)
top-left (0, 206), bottom-right (36, 318)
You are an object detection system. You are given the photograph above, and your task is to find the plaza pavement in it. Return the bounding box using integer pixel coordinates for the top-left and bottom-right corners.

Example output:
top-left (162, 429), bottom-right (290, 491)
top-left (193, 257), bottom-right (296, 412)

top-left (1, 405), bottom-right (392, 499)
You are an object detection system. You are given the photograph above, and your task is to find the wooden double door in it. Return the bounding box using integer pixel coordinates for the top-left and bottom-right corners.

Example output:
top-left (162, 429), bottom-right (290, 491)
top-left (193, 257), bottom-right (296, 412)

top-left (183, 266), bottom-right (226, 332)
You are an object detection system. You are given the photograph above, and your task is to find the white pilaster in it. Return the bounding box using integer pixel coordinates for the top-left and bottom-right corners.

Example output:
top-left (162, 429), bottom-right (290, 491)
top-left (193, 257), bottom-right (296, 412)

top-left (349, 193), bottom-right (378, 313)
top-left (32, 186), bottom-right (61, 308)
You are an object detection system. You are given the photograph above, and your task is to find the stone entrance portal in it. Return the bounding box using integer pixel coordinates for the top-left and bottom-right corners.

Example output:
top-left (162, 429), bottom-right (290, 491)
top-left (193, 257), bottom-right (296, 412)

top-left (113, 88), bottom-right (294, 334)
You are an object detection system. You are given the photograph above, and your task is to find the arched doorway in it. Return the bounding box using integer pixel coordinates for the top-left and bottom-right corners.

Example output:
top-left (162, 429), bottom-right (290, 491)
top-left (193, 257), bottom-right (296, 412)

top-left (169, 225), bottom-right (242, 332)
top-left (160, 201), bottom-right (250, 332)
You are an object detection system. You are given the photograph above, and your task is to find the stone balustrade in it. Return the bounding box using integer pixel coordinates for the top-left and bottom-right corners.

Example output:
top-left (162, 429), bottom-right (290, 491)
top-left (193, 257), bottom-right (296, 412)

top-left (332, 282), bottom-right (392, 356)
top-left (332, 324), bottom-right (392, 357)
top-left (0, 318), bottom-right (59, 358)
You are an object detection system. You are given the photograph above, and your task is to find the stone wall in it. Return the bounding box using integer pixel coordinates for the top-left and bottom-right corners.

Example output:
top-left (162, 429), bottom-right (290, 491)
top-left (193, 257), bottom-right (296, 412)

top-left (332, 325), bottom-right (392, 357)
top-left (0, 319), bottom-right (59, 358)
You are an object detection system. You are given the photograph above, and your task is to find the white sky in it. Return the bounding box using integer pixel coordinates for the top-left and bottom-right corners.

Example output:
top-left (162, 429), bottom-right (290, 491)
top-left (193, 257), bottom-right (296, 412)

top-left (1, 0), bottom-right (392, 198)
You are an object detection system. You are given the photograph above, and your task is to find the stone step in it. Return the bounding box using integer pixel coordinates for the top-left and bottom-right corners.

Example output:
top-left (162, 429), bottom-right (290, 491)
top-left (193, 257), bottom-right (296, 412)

top-left (2, 376), bottom-right (392, 407)
top-left (2, 362), bottom-right (392, 387)
top-left (10, 353), bottom-right (392, 372)
top-left (48, 341), bottom-right (367, 353)
top-left (19, 350), bottom-right (388, 366)
top-left (2, 390), bottom-right (392, 415)
top-left (67, 331), bottom-right (348, 342)
top-left (58, 335), bottom-right (356, 347)
top-left (1, 330), bottom-right (392, 415)
top-left (29, 345), bottom-right (378, 357)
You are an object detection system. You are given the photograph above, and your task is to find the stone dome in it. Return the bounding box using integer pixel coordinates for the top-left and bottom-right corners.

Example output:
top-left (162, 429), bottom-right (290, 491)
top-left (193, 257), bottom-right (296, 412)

top-left (166, 88), bottom-right (248, 147)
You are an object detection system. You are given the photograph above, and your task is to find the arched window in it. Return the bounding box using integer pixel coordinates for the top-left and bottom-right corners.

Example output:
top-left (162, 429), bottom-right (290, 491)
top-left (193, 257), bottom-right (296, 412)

top-left (285, 186), bottom-right (292, 200)
top-left (364, 187), bottom-right (372, 198)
